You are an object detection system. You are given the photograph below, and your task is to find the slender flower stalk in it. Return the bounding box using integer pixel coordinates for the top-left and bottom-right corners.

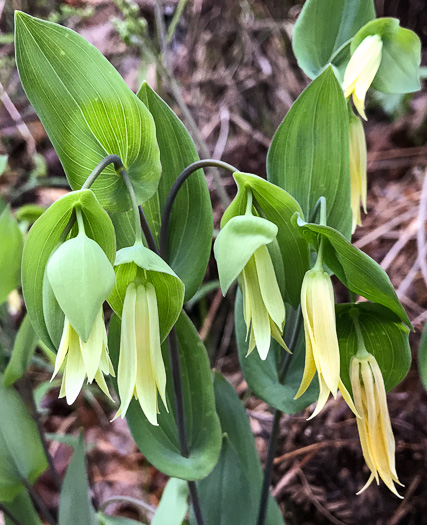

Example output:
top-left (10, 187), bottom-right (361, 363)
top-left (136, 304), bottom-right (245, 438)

top-left (343, 35), bottom-right (383, 120)
top-left (114, 281), bottom-right (168, 425)
top-left (349, 112), bottom-right (368, 232)
top-left (51, 309), bottom-right (115, 404)
top-left (295, 254), bottom-right (359, 418)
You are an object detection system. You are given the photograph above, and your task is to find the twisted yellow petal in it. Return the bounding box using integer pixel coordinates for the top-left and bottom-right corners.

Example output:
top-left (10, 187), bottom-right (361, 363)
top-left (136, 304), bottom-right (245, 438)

top-left (350, 354), bottom-right (403, 498)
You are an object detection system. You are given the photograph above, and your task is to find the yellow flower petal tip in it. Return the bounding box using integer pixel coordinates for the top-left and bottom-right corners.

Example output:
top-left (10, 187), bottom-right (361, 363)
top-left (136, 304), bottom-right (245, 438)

top-left (343, 35), bottom-right (383, 120)
top-left (240, 245), bottom-right (286, 360)
top-left (51, 309), bottom-right (115, 404)
top-left (350, 353), bottom-right (403, 498)
top-left (115, 281), bottom-right (167, 425)
top-left (349, 115), bottom-right (368, 233)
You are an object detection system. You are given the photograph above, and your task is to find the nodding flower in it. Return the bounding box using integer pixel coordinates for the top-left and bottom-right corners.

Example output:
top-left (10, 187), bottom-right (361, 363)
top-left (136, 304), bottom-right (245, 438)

top-left (350, 352), bottom-right (403, 498)
top-left (343, 34), bottom-right (383, 120)
top-left (113, 281), bottom-right (168, 425)
top-left (295, 268), bottom-right (359, 419)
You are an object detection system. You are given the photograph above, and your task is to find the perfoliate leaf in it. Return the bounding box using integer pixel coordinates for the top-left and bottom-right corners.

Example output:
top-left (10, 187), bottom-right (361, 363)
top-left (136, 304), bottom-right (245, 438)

top-left (15, 12), bottom-right (161, 212)
top-left (151, 478), bottom-right (188, 525)
top-left (214, 215), bottom-right (278, 295)
top-left (47, 234), bottom-right (115, 341)
top-left (98, 516), bottom-right (144, 525)
top-left (0, 376), bottom-right (48, 502)
top-left (351, 18), bottom-right (421, 94)
top-left (108, 244), bottom-right (184, 342)
top-left (293, 215), bottom-right (411, 327)
top-left (221, 172), bottom-right (309, 306)
top-left (267, 67), bottom-right (352, 239)
top-left (138, 83), bottom-right (213, 302)
top-left (0, 206), bottom-right (24, 305)
top-left (22, 190), bottom-right (116, 351)
top-left (3, 314), bottom-right (38, 387)
top-left (235, 291), bottom-right (318, 414)
top-left (336, 303), bottom-right (411, 392)
top-left (193, 373), bottom-right (284, 525)
top-left (59, 434), bottom-right (98, 525)
top-left (108, 312), bottom-right (222, 481)
top-left (292, 0), bottom-right (376, 79)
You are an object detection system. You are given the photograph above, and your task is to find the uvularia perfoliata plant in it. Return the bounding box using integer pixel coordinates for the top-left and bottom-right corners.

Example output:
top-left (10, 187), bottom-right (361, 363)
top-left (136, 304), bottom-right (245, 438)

top-left (2, 2), bottom-right (422, 523)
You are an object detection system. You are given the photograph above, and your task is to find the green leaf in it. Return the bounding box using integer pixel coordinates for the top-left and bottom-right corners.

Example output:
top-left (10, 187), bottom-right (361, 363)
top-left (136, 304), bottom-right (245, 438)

top-left (0, 206), bottom-right (24, 305)
top-left (59, 434), bottom-right (98, 525)
top-left (293, 215), bottom-right (411, 327)
top-left (193, 373), bottom-right (284, 525)
top-left (418, 321), bottom-right (427, 391)
top-left (0, 376), bottom-right (48, 502)
top-left (267, 67), bottom-right (352, 239)
top-left (235, 291), bottom-right (318, 414)
top-left (15, 204), bottom-right (46, 226)
top-left (221, 172), bottom-right (309, 306)
top-left (151, 478), bottom-right (188, 525)
top-left (292, 0), bottom-right (376, 79)
top-left (336, 303), bottom-right (411, 392)
top-left (108, 244), bottom-right (184, 342)
top-left (22, 190), bottom-right (116, 351)
top-left (3, 314), bottom-right (39, 387)
top-left (0, 155), bottom-right (8, 177)
top-left (137, 83), bottom-right (213, 302)
top-left (15, 12), bottom-right (161, 212)
top-left (2, 490), bottom-right (42, 525)
top-left (351, 18), bottom-right (421, 94)
top-left (108, 312), bottom-right (222, 481)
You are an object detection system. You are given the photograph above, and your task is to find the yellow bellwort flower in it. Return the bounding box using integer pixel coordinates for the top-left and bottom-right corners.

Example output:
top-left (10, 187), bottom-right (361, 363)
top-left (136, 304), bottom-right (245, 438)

top-left (295, 268), bottom-right (359, 419)
top-left (239, 244), bottom-right (289, 360)
top-left (51, 309), bottom-right (115, 404)
top-left (350, 352), bottom-right (403, 498)
top-left (114, 281), bottom-right (168, 425)
top-left (343, 34), bottom-right (383, 120)
top-left (349, 114), bottom-right (368, 233)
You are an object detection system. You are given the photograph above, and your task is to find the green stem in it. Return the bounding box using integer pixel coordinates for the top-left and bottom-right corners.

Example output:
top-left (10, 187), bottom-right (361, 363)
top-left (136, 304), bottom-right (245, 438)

top-left (75, 207), bottom-right (85, 236)
top-left (159, 159), bottom-right (237, 261)
top-left (22, 479), bottom-right (56, 525)
top-left (166, 0), bottom-right (188, 44)
top-left (245, 189), bottom-right (253, 216)
top-left (350, 308), bottom-right (369, 358)
top-left (0, 503), bottom-right (24, 525)
top-left (121, 170), bottom-right (143, 245)
top-left (81, 154), bottom-right (123, 190)
top-left (257, 305), bottom-right (304, 525)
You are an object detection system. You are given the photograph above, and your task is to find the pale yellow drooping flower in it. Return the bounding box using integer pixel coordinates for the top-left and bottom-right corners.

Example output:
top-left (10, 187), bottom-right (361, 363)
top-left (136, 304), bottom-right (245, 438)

top-left (114, 281), bottom-right (168, 425)
top-left (239, 245), bottom-right (289, 360)
top-left (343, 35), bottom-right (383, 120)
top-left (295, 269), bottom-right (359, 419)
top-left (51, 308), bottom-right (115, 404)
top-left (349, 114), bottom-right (368, 233)
top-left (350, 353), bottom-right (403, 497)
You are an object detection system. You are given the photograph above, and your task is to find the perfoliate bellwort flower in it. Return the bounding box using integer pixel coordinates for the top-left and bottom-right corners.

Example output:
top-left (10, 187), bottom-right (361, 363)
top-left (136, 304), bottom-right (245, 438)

top-left (295, 262), bottom-right (358, 419)
top-left (350, 351), bottom-right (403, 497)
top-left (343, 35), bottom-right (383, 120)
top-left (47, 215), bottom-right (116, 404)
top-left (109, 243), bottom-right (184, 425)
top-left (214, 203), bottom-right (288, 360)
top-left (349, 112), bottom-right (368, 233)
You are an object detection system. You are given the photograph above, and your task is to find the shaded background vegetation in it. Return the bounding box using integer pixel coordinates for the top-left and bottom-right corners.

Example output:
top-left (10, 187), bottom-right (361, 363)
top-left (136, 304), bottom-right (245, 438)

top-left (1, 0), bottom-right (427, 523)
